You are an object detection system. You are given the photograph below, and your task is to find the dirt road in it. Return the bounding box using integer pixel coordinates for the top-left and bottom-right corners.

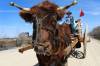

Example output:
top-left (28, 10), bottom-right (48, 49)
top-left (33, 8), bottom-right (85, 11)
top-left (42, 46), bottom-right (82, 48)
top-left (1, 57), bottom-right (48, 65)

top-left (0, 38), bottom-right (100, 66)
top-left (68, 38), bottom-right (100, 66)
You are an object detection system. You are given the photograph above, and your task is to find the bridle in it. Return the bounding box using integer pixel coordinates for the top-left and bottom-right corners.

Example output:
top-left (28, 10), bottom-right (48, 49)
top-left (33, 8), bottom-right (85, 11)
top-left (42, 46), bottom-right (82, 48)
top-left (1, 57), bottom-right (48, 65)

top-left (34, 15), bottom-right (49, 44)
top-left (32, 13), bottom-right (59, 55)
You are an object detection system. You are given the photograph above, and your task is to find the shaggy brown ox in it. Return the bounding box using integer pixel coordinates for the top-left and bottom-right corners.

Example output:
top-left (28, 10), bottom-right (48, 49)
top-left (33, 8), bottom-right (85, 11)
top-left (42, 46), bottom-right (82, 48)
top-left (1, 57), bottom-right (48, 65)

top-left (10, 1), bottom-right (77, 66)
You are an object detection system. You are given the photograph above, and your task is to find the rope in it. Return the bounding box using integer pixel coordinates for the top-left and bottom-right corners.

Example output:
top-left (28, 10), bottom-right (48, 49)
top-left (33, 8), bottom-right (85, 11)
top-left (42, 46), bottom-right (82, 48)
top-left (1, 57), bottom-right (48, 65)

top-left (35, 15), bottom-right (49, 43)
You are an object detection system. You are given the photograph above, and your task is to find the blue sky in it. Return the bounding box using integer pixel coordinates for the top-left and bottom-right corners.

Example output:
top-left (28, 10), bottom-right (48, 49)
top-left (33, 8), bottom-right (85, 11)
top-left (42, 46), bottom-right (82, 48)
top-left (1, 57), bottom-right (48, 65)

top-left (0, 0), bottom-right (100, 38)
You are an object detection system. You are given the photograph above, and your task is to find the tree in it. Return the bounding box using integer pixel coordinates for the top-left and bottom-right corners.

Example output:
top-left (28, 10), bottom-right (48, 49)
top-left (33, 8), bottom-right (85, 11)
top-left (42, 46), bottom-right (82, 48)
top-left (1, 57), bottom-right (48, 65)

top-left (89, 26), bottom-right (100, 40)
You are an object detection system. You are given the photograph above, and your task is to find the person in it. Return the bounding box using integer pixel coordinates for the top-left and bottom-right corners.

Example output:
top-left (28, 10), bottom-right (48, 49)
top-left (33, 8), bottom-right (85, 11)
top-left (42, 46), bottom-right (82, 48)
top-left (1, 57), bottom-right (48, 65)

top-left (66, 11), bottom-right (77, 36)
top-left (75, 19), bottom-right (82, 39)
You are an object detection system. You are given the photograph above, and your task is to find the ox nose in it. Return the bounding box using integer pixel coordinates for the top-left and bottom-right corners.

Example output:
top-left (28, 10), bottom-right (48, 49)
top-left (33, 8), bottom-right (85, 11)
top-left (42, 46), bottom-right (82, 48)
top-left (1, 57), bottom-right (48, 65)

top-left (34, 45), bottom-right (44, 53)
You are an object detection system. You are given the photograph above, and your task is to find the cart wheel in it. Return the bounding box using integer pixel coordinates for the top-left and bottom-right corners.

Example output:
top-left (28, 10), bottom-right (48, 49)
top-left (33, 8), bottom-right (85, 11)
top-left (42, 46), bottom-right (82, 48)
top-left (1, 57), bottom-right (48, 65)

top-left (71, 50), bottom-right (84, 59)
top-left (83, 24), bottom-right (88, 58)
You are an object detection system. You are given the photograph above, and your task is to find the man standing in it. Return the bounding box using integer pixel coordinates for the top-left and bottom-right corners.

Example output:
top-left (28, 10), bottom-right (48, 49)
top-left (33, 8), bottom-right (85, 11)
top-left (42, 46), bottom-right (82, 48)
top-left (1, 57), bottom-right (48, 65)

top-left (66, 11), bottom-right (77, 36)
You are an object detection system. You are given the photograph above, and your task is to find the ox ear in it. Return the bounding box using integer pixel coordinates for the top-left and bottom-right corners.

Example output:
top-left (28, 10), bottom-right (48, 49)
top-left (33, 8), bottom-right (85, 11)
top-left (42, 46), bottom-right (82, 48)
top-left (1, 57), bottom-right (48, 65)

top-left (9, 2), bottom-right (35, 23)
top-left (19, 10), bottom-right (34, 23)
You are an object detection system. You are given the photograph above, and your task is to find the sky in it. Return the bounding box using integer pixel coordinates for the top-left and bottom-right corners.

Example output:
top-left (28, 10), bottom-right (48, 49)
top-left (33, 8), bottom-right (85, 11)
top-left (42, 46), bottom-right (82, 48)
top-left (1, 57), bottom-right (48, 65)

top-left (0, 0), bottom-right (100, 38)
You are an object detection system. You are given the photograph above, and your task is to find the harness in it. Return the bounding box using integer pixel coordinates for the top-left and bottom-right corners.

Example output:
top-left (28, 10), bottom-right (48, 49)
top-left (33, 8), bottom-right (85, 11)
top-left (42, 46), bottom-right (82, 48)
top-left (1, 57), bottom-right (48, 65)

top-left (32, 14), bottom-right (59, 47)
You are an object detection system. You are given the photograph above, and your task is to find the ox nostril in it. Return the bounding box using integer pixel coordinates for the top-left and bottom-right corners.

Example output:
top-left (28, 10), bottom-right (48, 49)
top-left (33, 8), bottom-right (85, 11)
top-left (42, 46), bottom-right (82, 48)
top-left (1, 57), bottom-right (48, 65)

top-left (34, 46), bottom-right (38, 51)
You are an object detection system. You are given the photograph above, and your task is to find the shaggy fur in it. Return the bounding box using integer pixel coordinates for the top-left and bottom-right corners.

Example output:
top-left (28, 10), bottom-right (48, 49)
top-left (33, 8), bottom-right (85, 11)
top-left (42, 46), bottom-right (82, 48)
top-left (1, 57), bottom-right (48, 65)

top-left (19, 1), bottom-right (76, 66)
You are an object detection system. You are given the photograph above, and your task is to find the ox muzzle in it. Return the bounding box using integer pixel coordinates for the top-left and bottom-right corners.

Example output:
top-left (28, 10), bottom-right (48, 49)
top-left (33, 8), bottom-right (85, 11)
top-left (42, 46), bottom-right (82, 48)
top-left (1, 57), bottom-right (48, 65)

top-left (34, 42), bottom-right (52, 56)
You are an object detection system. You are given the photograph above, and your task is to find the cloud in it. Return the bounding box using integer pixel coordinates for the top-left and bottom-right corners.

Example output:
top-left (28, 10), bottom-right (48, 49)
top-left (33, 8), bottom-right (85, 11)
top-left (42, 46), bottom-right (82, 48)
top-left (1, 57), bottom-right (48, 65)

top-left (79, 0), bottom-right (100, 16)
top-left (85, 11), bottom-right (100, 16)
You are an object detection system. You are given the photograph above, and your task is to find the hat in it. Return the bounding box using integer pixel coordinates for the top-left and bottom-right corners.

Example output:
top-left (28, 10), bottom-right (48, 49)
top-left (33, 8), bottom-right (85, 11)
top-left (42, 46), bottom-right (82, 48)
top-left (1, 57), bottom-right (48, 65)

top-left (66, 11), bottom-right (72, 15)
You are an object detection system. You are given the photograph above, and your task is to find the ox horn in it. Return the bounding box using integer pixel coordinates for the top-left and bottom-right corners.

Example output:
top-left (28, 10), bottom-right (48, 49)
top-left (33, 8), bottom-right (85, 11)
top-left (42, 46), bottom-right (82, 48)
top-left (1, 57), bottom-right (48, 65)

top-left (9, 2), bottom-right (30, 11)
top-left (57, 0), bottom-right (78, 10)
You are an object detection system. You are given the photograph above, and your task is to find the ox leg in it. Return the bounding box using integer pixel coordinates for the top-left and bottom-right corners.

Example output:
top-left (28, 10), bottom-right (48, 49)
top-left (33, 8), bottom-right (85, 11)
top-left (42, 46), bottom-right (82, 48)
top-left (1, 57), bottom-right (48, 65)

top-left (38, 62), bottom-right (50, 66)
top-left (56, 62), bottom-right (67, 66)
top-left (62, 59), bottom-right (68, 66)
top-left (38, 63), bottom-right (44, 66)
top-left (36, 54), bottom-right (51, 66)
top-left (36, 54), bottom-right (43, 66)
top-left (61, 58), bottom-right (68, 66)
top-left (55, 62), bottom-right (62, 66)
top-left (55, 60), bottom-right (62, 66)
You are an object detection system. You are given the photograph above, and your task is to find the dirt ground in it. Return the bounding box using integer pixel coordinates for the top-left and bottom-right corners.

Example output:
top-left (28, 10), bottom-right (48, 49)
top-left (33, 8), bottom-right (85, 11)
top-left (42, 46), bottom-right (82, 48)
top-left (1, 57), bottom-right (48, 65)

top-left (0, 38), bottom-right (100, 66)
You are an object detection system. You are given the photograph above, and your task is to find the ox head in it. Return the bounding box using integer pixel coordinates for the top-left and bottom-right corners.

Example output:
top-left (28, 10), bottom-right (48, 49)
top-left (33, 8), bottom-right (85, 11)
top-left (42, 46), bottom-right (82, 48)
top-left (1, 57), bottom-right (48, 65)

top-left (10, 0), bottom-right (77, 56)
